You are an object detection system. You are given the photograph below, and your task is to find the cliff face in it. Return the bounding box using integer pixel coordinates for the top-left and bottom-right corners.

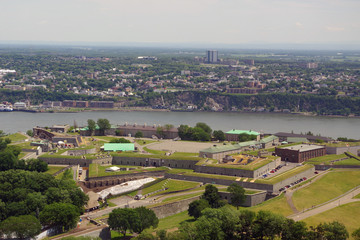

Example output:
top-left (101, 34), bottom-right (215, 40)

top-left (146, 91), bottom-right (360, 115)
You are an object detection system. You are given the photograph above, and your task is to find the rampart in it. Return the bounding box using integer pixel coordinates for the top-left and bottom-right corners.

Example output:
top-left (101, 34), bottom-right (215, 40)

top-left (112, 156), bottom-right (198, 169)
top-left (218, 191), bottom-right (267, 207)
top-left (194, 157), bottom-right (281, 179)
top-left (85, 171), bottom-right (166, 188)
top-left (38, 156), bottom-right (112, 167)
top-left (315, 165), bottom-right (360, 171)
top-left (65, 148), bottom-right (97, 156)
top-left (150, 196), bottom-right (201, 219)
top-left (326, 145), bottom-right (360, 155)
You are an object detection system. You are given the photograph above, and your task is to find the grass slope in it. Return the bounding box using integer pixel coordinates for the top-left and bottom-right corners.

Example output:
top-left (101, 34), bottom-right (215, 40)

top-left (292, 170), bottom-right (360, 210)
top-left (247, 194), bottom-right (294, 217)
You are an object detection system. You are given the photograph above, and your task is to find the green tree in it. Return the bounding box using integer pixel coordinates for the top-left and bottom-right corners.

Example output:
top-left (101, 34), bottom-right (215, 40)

top-left (96, 118), bottom-right (111, 135)
top-left (135, 131), bottom-right (143, 138)
top-left (188, 199), bottom-right (210, 219)
top-left (87, 119), bottom-right (96, 136)
top-left (312, 221), bottom-right (349, 240)
top-left (156, 127), bottom-right (165, 138)
top-left (252, 210), bottom-right (286, 240)
top-left (134, 207), bottom-right (159, 233)
top-left (202, 184), bottom-right (225, 208)
top-left (26, 158), bottom-right (48, 172)
top-left (282, 219), bottom-right (308, 240)
top-left (352, 228), bottom-right (360, 240)
top-left (26, 129), bottom-right (33, 137)
top-left (0, 215), bottom-right (41, 239)
top-left (108, 208), bottom-right (140, 237)
top-left (213, 130), bottom-right (225, 141)
top-left (195, 122), bottom-right (212, 135)
top-left (227, 183), bottom-right (246, 210)
top-left (40, 203), bottom-right (80, 232)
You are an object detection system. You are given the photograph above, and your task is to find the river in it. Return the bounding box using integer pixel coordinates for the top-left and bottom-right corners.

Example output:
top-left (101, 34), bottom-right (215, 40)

top-left (0, 111), bottom-right (359, 139)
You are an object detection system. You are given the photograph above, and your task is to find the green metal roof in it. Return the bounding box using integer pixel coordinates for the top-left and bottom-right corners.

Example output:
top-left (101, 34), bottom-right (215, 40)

top-left (259, 135), bottom-right (279, 144)
top-left (103, 143), bottom-right (135, 152)
top-left (200, 141), bottom-right (258, 154)
top-left (226, 129), bottom-right (260, 135)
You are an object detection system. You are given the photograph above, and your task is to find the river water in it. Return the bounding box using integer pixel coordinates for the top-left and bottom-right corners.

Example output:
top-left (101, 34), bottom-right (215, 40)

top-left (0, 111), bottom-right (359, 139)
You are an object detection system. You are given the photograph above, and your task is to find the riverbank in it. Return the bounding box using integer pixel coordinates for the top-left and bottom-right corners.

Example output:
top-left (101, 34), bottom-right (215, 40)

top-left (11, 107), bottom-right (360, 119)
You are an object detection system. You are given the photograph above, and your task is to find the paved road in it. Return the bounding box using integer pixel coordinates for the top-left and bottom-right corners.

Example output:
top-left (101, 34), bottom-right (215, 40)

top-left (289, 186), bottom-right (360, 221)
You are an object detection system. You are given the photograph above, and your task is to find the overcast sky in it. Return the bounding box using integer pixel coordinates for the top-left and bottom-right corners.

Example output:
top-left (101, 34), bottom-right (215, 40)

top-left (1, 0), bottom-right (359, 46)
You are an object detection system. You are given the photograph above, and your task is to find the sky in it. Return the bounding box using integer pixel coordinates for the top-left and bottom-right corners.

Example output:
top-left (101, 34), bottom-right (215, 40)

top-left (1, 0), bottom-right (359, 47)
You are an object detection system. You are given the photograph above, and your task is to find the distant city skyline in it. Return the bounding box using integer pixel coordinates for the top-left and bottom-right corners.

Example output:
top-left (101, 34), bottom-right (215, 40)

top-left (1, 0), bottom-right (359, 49)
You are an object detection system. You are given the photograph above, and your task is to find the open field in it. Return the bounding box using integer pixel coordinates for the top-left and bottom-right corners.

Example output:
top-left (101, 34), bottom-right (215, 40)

top-left (167, 169), bottom-right (239, 181)
top-left (135, 139), bottom-right (157, 145)
top-left (88, 164), bottom-right (167, 177)
top-left (303, 202), bottom-right (360, 239)
top-left (147, 140), bottom-right (215, 153)
top-left (292, 170), bottom-right (360, 210)
top-left (154, 210), bottom-right (193, 231)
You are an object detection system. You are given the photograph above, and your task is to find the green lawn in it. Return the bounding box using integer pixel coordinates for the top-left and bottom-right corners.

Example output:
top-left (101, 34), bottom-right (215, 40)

top-left (14, 142), bottom-right (36, 150)
top-left (256, 164), bottom-right (314, 184)
top-left (292, 170), bottom-right (360, 210)
top-left (306, 153), bottom-right (347, 165)
top-left (18, 152), bottom-right (27, 159)
top-left (45, 166), bottom-right (67, 175)
top-left (172, 152), bottom-right (198, 157)
top-left (303, 202), bottom-right (360, 239)
top-left (154, 210), bottom-right (193, 231)
top-left (167, 169), bottom-right (238, 181)
top-left (4, 133), bottom-right (28, 142)
top-left (161, 192), bottom-right (203, 203)
top-left (143, 147), bottom-right (166, 155)
top-left (142, 179), bottom-right (200, 196)
top-left (88, 164), bottom-right (167, 177)
top-left (247, 194), bottom-right (294, 217)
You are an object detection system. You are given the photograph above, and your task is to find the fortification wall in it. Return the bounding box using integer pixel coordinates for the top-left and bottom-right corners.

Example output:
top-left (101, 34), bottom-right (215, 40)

top-left (66, 148), bottom-right (97, 156)
top-left (326, 146), bottom-right (360, 155)
top-left (315, 165), bottom-right (360, 171)
top-left (39, 156), bottom-right (112, 167)
top-left (164, 173), bottom-right (274, 192)
top-left (112, 156), bottom-right (198, 169)
top-left (218, 191), bottom-right (267, 207)
top-left (85, 171), bottom-right (165, 188)
top-left (150, 196), bottom-right (201, 219)
top-left (272, 166), bottom-right (316, 193)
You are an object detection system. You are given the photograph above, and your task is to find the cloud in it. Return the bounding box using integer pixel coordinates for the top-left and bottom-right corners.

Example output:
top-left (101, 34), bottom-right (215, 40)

top-left (326, 26), bottom-right (345, 32)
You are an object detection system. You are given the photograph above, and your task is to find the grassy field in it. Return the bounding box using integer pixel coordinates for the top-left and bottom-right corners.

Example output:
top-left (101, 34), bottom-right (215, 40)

top-left (333, 158), bottom-right (360, 165)
top-left (172, 152), bottom-right (198, 157)
top-left (256, 164), bottom-right (314, 184)
top-left (14, 142), bottom-right (36, 150)
top-left (167, 169), bottom-right (239, 181)
top-left (45, 166), bottom-right (67, 175)
top-left (325, 142), bottom-right (360, 147)
top-left (306, 154), bottom-right (347, 165)
top-left (247, 194), bottom-right (294, 217)
top-left (154, 210), bottom-right (193, 231)
top-left (142, 179), bottom-right (200, 196)
top-left (4, 133), bottom-right (28, 142)
top-left (161, 192), bottom-right (203, 203)
top-left (292, 170), bottom-right (360, 210)
top-left (88, 164), bottom-right (167, 177)
top-left (303, 202), bottom-right (360, 239)
top-left (143, 147), bottom-right (166, 155)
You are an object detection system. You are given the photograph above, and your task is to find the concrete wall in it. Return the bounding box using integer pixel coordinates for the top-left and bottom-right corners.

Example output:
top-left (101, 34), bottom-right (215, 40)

top-left (112, 156), bottom-right (198, 169)
top-left (218, 191), bottom-right (267, 207)
top-left (326, 146), bottom-right (360, 155)
top-left (150, 196), bottom-right (201, 219)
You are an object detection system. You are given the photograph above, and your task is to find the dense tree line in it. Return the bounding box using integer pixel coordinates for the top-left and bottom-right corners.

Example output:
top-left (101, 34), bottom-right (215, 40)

top-left (146, 91), bottom-right (360, 116)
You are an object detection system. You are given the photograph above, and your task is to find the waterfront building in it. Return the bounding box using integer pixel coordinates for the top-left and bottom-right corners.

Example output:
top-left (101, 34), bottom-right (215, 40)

top-left (225, 129), bottom-right (260, 142)
top-left (275, 144), bottom-right (326, 163)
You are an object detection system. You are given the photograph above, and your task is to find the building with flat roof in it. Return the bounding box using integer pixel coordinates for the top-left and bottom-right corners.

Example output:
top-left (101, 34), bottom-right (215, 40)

top-left (275, 144), bottom-right (326, 163)
top-left (206, 50), bottom-right (218, 63)
top-left (199, 141), bottom-right (259, 160)
top-left (225, 129), bottom-right (260, 142)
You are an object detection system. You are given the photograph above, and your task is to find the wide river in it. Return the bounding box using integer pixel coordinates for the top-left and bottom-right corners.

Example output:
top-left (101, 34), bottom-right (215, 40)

top-left (1, 111), bottom-right (359, 139)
